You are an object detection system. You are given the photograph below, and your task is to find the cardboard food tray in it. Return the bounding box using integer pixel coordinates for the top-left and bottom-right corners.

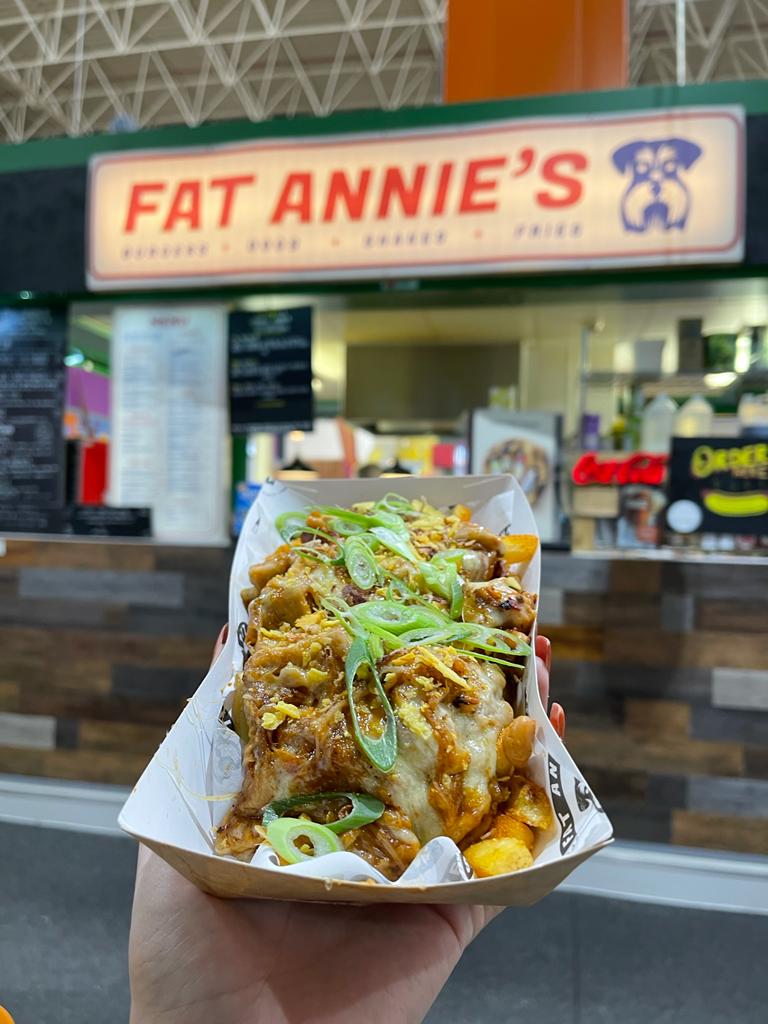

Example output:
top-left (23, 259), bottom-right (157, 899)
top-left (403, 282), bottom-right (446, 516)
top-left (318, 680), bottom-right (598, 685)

top-left (119, 475), bottom-right (613, 904)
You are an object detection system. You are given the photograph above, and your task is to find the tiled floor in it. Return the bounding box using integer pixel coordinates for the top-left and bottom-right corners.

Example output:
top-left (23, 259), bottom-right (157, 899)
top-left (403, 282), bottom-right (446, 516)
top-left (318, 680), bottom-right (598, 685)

top-left (1, 821), bottom-right (766, 1024)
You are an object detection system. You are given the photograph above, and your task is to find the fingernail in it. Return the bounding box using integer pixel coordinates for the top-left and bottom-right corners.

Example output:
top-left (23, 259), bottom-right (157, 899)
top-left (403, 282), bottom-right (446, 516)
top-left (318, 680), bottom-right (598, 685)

top-left (540, 636), bottom-right (552, 673)
top-left (550, 703), bottom-right (565, 740)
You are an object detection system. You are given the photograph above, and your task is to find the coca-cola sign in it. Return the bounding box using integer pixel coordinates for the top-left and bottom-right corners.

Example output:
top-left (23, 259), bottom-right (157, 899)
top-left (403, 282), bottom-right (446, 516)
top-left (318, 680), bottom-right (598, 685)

top-left (572, 452), bottom-right (668, 487)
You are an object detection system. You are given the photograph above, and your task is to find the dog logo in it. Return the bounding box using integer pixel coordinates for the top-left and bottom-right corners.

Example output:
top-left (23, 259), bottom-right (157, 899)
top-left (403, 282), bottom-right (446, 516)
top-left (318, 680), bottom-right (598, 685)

top-left (612, 138), bottom-right (702, 233)
top-left (574, 779), bottom-right (603, 814)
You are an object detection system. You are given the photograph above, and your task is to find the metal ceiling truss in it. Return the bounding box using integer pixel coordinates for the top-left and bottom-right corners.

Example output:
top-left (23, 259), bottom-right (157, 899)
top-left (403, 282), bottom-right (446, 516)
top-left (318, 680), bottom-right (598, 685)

top-left (0, 0), bottom-right (446, 142)
top-left (631, 0), bottom-right (768, 86)
top-left (1, 2), bottom-right (767, 144)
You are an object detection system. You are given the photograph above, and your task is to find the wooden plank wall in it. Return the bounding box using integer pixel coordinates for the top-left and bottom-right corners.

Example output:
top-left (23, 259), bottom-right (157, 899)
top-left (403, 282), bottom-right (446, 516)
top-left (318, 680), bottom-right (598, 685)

top-left (0, 540), bottom-right (766, 856)
top-left (0, 540), bottom-right (229, 785)
top-left (541, 554), bottom-right (768, 856)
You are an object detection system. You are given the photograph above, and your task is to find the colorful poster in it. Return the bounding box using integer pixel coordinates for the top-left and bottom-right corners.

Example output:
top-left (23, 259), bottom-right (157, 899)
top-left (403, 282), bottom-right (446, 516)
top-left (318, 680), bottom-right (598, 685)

top-left (666, 437), bottom-right (768, 535)
top-left (470, 409), bottom-right (561, 543)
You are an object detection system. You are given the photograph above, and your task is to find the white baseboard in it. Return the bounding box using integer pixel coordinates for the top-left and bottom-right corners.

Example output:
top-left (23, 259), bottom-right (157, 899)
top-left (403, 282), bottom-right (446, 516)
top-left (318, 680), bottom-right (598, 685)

top-left (1, 773), bottom-right (766, 915)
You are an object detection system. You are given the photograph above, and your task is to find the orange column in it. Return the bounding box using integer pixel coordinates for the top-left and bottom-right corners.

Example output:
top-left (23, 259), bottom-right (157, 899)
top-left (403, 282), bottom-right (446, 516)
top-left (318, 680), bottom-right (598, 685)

top-left (444, 0), bottom-right (628, 103)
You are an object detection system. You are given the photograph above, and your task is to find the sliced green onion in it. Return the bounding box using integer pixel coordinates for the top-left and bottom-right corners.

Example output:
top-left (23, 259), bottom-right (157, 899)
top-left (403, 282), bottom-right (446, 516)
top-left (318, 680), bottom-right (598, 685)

top-left (275, 510), bottom-right (308, 540)
top-left (262, 791), bottom-right (385, 833)
top-left (369, 525), bottom-right (418, 563)
top-left (318, 505), bottom-right (410, 541)
top-left (265, 817), bottom-right (343, 864)
top-left (375, 493), bottom-right (419, 518)
top-left (350, 600), bottom-right (444, 636)
top-left (343, 535), bottom-right (379, 590)
top-left (328, 517), bottom-right (368, 536)
top-left (449, 573), bottom-right (464, 619)
top-left (345, 635), bottom-right (397, 772)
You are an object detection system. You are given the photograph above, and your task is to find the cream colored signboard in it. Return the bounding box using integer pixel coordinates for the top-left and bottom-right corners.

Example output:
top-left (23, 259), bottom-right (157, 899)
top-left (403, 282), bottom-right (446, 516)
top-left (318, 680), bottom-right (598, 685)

top-left (87, 106), bottom-right (744, 289)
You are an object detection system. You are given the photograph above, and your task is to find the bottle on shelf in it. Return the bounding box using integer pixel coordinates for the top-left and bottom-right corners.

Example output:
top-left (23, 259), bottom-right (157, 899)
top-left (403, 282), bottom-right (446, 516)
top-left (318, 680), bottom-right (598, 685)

top-left (674, 394), bottom-right (713, 437)
top-left (641, 394), bottom-right (677, 453)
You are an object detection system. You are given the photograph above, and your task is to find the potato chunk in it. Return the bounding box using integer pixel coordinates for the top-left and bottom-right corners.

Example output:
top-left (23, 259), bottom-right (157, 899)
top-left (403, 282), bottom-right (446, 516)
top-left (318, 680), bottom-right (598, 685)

top-left (499, 534), bottom-right (538, 568)
top-left (499, 716), bottom-right (536, 770)
top-left (507, 776), bottom-right (553, 831)
top-left (464, 837), bottom-right (533, 877)
top-left (490, 814), bottom-right (535, 851)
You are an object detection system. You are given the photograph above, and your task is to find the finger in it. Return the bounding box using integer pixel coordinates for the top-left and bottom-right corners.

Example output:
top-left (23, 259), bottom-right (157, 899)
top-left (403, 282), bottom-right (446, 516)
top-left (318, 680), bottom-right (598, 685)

top-left (550, 702), bottom-right (566, 740)
top-left (535, 655), bottom-right (549, 709)
top-left (535, 634), bottom-right (552, 673)
top-left (211, 623), bottom-right (228, 667)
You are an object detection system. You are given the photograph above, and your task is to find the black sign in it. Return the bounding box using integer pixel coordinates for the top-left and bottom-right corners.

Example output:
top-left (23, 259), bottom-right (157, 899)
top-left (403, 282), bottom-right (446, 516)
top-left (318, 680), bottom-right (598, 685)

top-left (68, 505), bottom-right (151, 537)
top-left (0, 308), bottom-right (67, 516)
top-left (228, 307), bottom-right (313, 433)
top-left (667, 437), bottom-right (768, 535)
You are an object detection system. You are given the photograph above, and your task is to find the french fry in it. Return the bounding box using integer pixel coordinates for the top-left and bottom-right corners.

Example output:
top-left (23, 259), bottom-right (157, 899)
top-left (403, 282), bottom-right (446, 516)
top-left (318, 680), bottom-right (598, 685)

top-left (464, 837), bottom-right (533, 877)
top-left (499, 716), bottom-right (536, 769)
top-left (490, 814), bottom-right (535, 851)
top-left (506, 775), bottom-right (553, 831)
top-left (499, 533), bottom-right (538, 568)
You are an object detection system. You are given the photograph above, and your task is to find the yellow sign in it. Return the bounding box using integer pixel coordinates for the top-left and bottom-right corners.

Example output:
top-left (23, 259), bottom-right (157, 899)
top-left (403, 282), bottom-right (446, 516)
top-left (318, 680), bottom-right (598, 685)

top-left (86, 107), bottom-right (744, 290)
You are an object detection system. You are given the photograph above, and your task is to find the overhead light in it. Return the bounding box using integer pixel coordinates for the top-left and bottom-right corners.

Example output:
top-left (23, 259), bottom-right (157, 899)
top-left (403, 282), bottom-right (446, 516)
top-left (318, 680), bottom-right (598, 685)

top-left (703, 372), bottom-right (737, 388)
top-left (734, 334), bottom-right (752, 374)
top-left (64, 350), bottom-right (84, 367)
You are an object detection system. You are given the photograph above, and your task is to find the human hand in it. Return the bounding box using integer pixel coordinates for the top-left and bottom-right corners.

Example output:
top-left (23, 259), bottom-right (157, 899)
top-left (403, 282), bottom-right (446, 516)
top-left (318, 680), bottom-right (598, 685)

top-left (129, 630), bottom-right (565, 1024)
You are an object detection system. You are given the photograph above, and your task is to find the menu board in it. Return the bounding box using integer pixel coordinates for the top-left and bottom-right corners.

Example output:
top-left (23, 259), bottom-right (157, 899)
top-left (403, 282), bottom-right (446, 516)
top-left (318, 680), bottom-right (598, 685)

top-left (110, 306), bottom-right (230, 544)
top-left (666, 437), bottom-right (768, 535)
top-left (229, 307), bottom-right (313, 432)
top-left (0, 308), bottom-right (66, 516)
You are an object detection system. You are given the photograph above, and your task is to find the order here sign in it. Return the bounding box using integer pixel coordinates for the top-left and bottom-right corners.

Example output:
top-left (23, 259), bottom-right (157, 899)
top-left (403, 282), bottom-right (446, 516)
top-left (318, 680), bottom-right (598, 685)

top-left (86, 106), bottom-right (745, 290)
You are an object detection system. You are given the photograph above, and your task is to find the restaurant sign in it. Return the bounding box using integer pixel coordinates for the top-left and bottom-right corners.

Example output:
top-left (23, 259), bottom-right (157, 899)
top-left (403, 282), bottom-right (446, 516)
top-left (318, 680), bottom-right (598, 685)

top-left (666, 438), bottom-right (768, 534)
top-left (86, 106), bottom-right (744, 290)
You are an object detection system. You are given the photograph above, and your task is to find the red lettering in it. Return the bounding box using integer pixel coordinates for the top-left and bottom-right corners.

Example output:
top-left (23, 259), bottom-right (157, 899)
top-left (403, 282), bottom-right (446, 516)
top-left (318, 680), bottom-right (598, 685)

top-left (271, 173), bottom-right (312, 223)
top-left (322, 169), bottom-right (371, 222)
top-left (124, 182), bottom-right (166, 232)
top-left (162, 181), bottom-right (201, 231)
top-left (572, 453), bottom-right (668, 487)
top-left (536, 152), bottom-right (587, 208)
top-left (210, 174), bottom-right (255, 227)
top-left (431, 161), bottom-right (454, 215)
top-left (376, 165), bottom-right (427, 218)
top-left (459, 157), bottom-right (507, 214)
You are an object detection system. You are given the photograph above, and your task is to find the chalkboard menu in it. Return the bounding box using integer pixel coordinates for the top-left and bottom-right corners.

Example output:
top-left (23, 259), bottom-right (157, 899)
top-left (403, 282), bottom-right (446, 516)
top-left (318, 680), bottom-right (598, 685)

top-left (0, 308), bottom-right (67, 518)
top-left (229, 307), bottom-right (313, 432)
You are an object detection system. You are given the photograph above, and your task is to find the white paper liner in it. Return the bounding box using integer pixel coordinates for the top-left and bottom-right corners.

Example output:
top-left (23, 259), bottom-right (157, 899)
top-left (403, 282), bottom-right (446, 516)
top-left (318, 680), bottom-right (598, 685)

top-left (120, 476), bottom-right (613, 892)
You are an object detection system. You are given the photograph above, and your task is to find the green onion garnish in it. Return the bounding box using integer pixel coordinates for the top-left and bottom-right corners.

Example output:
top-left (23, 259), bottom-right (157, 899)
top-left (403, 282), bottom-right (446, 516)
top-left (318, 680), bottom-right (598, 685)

top-left (265, 817), bottom-right (343, 864)
top-left (375, 493), bottom-right (420, 518)
top-left (345, 635), bottom-right (398, 773)
top-left (262, 791), bottom-right (385, 833)
top-left (343, 535), bottom-right (379, 590)
top-left (369, 525), bottom-right (418, 563)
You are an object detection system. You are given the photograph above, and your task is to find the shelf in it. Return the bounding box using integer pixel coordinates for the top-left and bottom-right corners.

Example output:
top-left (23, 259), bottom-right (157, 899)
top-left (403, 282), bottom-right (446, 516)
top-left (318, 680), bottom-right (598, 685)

top-left (582, 371), bottom-right (768, 387)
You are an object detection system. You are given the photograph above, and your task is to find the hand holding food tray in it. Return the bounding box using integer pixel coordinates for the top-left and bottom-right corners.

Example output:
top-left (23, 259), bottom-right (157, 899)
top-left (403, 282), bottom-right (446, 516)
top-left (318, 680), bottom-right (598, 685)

top-left (119, 476), bottom-right (612, 905)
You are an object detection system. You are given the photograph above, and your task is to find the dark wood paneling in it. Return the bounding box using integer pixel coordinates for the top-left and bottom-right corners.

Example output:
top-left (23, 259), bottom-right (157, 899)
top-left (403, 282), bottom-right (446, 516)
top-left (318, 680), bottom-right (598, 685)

top-left (0, 539), bottom-right (767, 855)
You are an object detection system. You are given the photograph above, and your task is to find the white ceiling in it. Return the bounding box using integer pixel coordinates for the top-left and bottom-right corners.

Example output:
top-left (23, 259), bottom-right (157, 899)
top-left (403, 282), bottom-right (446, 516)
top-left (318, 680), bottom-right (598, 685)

top-left (0, 0), bottom-right (766, 144)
